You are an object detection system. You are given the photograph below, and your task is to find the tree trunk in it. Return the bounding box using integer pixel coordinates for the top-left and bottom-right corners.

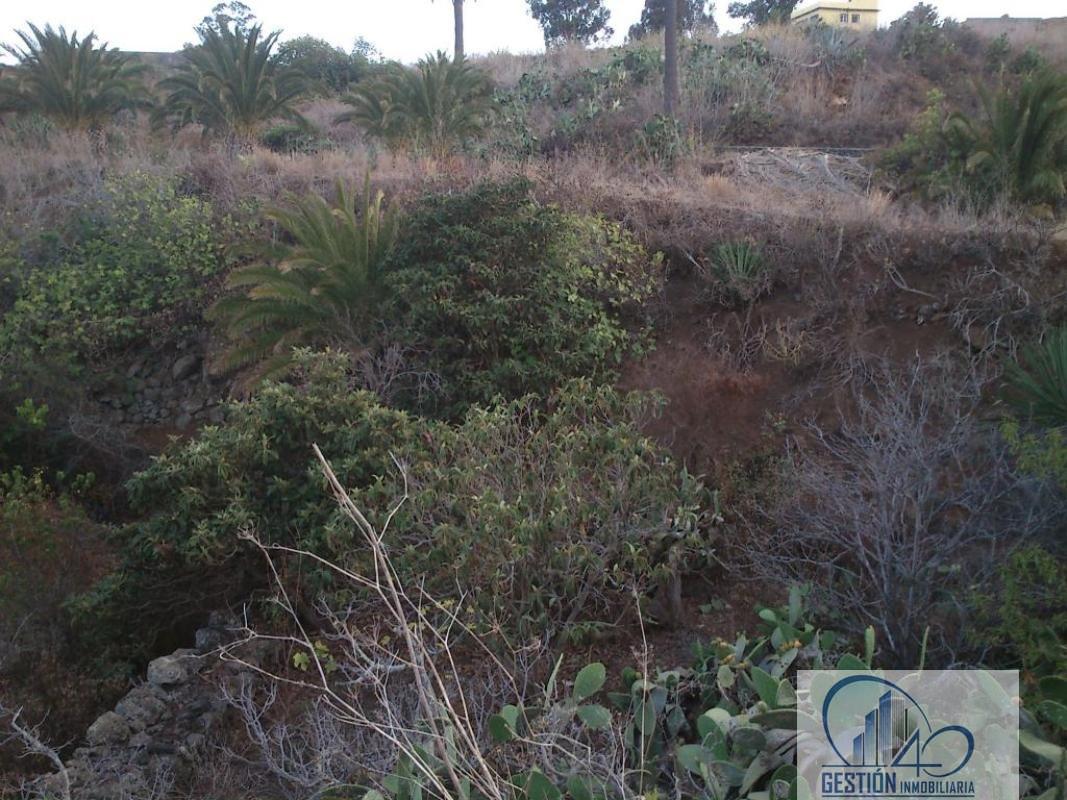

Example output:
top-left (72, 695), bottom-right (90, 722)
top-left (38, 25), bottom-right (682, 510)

top-left (454, 0), bottom-right (465, 60)
top-left (664, 0), bottom-right (679, 116)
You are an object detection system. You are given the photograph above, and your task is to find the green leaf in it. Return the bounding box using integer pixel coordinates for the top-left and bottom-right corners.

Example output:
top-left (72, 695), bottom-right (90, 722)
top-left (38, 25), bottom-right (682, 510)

top-left (791, 776), bottom-right (814, 800)
top-left (1039, 676), bottom-right (1067, 706)
top-left (717, 664), bottom-right (736, 690)
top-left (788, 586), bottom-right (803, 624)
top-left (863, 626), bottom-right (876, 667)
top-left (678, 744), bottom-right (714, 774)
top-left (526, 769), bottom-right (561, 800)
top-left (573, 663), bottom-right (606, 701)
top-left (1020, 729), bottom-right (1066, 763)
top-left (489, 715), bottom-right (513, 743)
top-left (565, 775), bottom-right (601, 800)
top-left (776, 679), bottom-right (797, 708)
top-left (576, 704), bottom-right (612, 730)
top-left (1037, 700), bottom-right (1067, 731)
top-left (741, 751), bottom-right (780, 796)
top-left (747, 665), bottom-right (780, 707)
top-left (750, 709), bottom-right (798, 730)
top-left (732, 725), bottom-right (767, 752)
top-left (836, 653), bottom-right (867, 670)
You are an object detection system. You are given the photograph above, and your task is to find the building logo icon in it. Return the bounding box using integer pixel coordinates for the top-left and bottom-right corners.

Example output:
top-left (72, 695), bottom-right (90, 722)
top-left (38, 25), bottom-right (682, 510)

top-left (798, 670), bottom-right (1018, 800)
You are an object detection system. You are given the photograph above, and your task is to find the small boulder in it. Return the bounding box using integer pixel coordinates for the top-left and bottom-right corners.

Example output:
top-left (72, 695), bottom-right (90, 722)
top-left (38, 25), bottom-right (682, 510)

top-left (86, 711), bottom-right (130, 746)
top-left (172, 354), bottom-right (201, 382)
top-left (146, 655), bottom-right (188, 687)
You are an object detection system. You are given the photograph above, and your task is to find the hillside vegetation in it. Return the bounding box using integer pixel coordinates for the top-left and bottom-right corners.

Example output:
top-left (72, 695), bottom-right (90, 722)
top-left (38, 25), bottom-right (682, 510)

top-left (1, 2), bottom-right (1066, 799)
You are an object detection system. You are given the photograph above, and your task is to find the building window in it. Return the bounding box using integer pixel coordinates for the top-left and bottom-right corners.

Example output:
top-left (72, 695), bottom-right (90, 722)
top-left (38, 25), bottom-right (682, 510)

top-left (840, 12), bottom-right (848, 22)
top-left (852, 13), bottom-right (860, 22)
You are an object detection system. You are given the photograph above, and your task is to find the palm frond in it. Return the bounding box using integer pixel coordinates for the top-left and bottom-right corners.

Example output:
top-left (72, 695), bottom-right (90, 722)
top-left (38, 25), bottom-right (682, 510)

top-left (0, 22), bottom-right (147, 129)
top-left (210, 178), bottom-right (401, 384)
top-left (335, 52), bottom-right (492, 155)
top-left (154, 21), bottom-right (307, 145)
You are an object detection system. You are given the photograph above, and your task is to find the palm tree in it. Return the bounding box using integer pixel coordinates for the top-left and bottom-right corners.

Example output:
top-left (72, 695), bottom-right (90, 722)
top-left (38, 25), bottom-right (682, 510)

top-left (0, 23), bottom-right (147, 130)
top-left (664, 0), bottom-right (679, 116)
top-left (154, 22), bottom-right (306, 147)
top-left (947, 69), bottom-right (1067, 204)
top-left (208, 179), bottom-right (400, 382)
top-left (336, 52), bottom-right (492, 156)
top-left (433, 0), bottom-right (468, 59)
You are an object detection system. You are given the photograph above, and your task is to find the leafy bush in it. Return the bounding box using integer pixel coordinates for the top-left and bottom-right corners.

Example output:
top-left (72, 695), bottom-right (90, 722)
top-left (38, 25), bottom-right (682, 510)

top-left (945, 69), bottom-right (1067, 205)
top-left (971, 546), bottom-right (1067, 694)
top-left (0, 23), bottom-right (147, 130)
top-left (885, 71), bottom-right (1067, 205)
top-left (0, 173), bottom-right (233, 372)
top-left (636, 114), bottom-right (686, 166)
top-left (259, 122), bottom-right (325, 154)
top-left (209, 179), bottom-right (399, 382)
top-left (80, 352), bottom-right (711, 651)
top-left (275, 35), bottom-right (368, 95)
top-left (382, 179), bottom-right (662, 417)
top-left (154, 21), bottom-right (307, 146)
top-left (1006, 328), bottom-right (1067, 428)
top-left (336, 52), bottom-right (492, 155)
top-left (878, 89), bottom-right (972, 201)
top-left (384, 588), bottom-right (862, 800)
top-left (0, 470), bottom-right (122, 756)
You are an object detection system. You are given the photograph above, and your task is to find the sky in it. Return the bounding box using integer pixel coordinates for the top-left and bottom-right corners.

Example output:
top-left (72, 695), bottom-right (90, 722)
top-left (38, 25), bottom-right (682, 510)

top-left (0, 0), bottom-right (1063, 63)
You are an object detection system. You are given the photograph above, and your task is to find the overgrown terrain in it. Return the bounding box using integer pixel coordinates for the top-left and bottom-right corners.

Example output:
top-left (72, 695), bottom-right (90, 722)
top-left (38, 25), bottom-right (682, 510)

top-left (1, 2), bottom-right (1066, 799)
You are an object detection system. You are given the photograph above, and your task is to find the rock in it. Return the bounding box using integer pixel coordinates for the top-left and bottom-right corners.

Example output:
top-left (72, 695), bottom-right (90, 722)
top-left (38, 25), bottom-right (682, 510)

top-left (207, 407), bottom-right (225, 425)
top-left (126, 361), bottom-right (144, 379)
top-left (175, 413), bottom-right (192, 429)
top-left (172, 354), bottom-right (201, 382)
top-left (146, 655), bottom-right (189, 687)
top-left (180, 396), bottom-right (205, 414)
top-left (116, 692), bottom-right (167, 731)
top-left (86, 712), bottom-right (130, 746)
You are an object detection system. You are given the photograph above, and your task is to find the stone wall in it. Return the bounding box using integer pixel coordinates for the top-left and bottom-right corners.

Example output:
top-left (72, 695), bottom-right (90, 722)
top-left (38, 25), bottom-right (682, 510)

top-left (46, 616), bottom-right (257, 800)
top-left (94, 338), bottom-right (227, 430)
top-left (964, 16), bottom-right (1067, 49)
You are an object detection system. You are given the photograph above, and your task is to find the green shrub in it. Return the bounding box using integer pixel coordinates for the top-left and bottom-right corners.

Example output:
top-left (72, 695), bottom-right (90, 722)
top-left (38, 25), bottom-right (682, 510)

top-left (636, 114), bottom-right (686, 167)
top-left (0, 469), bottom-right (123, 755)
top-left (946, 69), bottom-right (1067, 205)
top-left (79, 352), bottom-right (711, 651)
top-left (878, 89), bottom-right (973, 201)
top-left (0, 173), bottom-right (232, 372)
top-left (383, 179), bottom-right (662, 417)
top-left (886, 71), bottom-right (1067, 205)
top-left (275, 35), bottom-right (368, 95)
top-left (971, 545), bottom-right (1067, 694)
top-left (260, 122), bottom-right (324, 153)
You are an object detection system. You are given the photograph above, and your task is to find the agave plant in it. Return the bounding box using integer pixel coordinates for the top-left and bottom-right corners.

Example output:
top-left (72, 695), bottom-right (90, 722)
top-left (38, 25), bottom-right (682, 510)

top-left (154, 22), bottom-right (306, 146)
top-left (209, 178), bottom-right (400, 382)
top-left (0, 23), bottom-right (148, 130)
top-left (336, 51), bottom-right (492, 155)
top-left (1006, 328), bottom-right (1067, 429)
top-left (947, 69), bottom-right (1067, 204)
top-left (708, 241), bottom-right (770, 307)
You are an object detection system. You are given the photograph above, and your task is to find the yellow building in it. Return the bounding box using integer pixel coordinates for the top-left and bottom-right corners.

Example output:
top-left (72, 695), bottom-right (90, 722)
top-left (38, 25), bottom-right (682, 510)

top-left (791, 0), bottom-right (879, 30)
